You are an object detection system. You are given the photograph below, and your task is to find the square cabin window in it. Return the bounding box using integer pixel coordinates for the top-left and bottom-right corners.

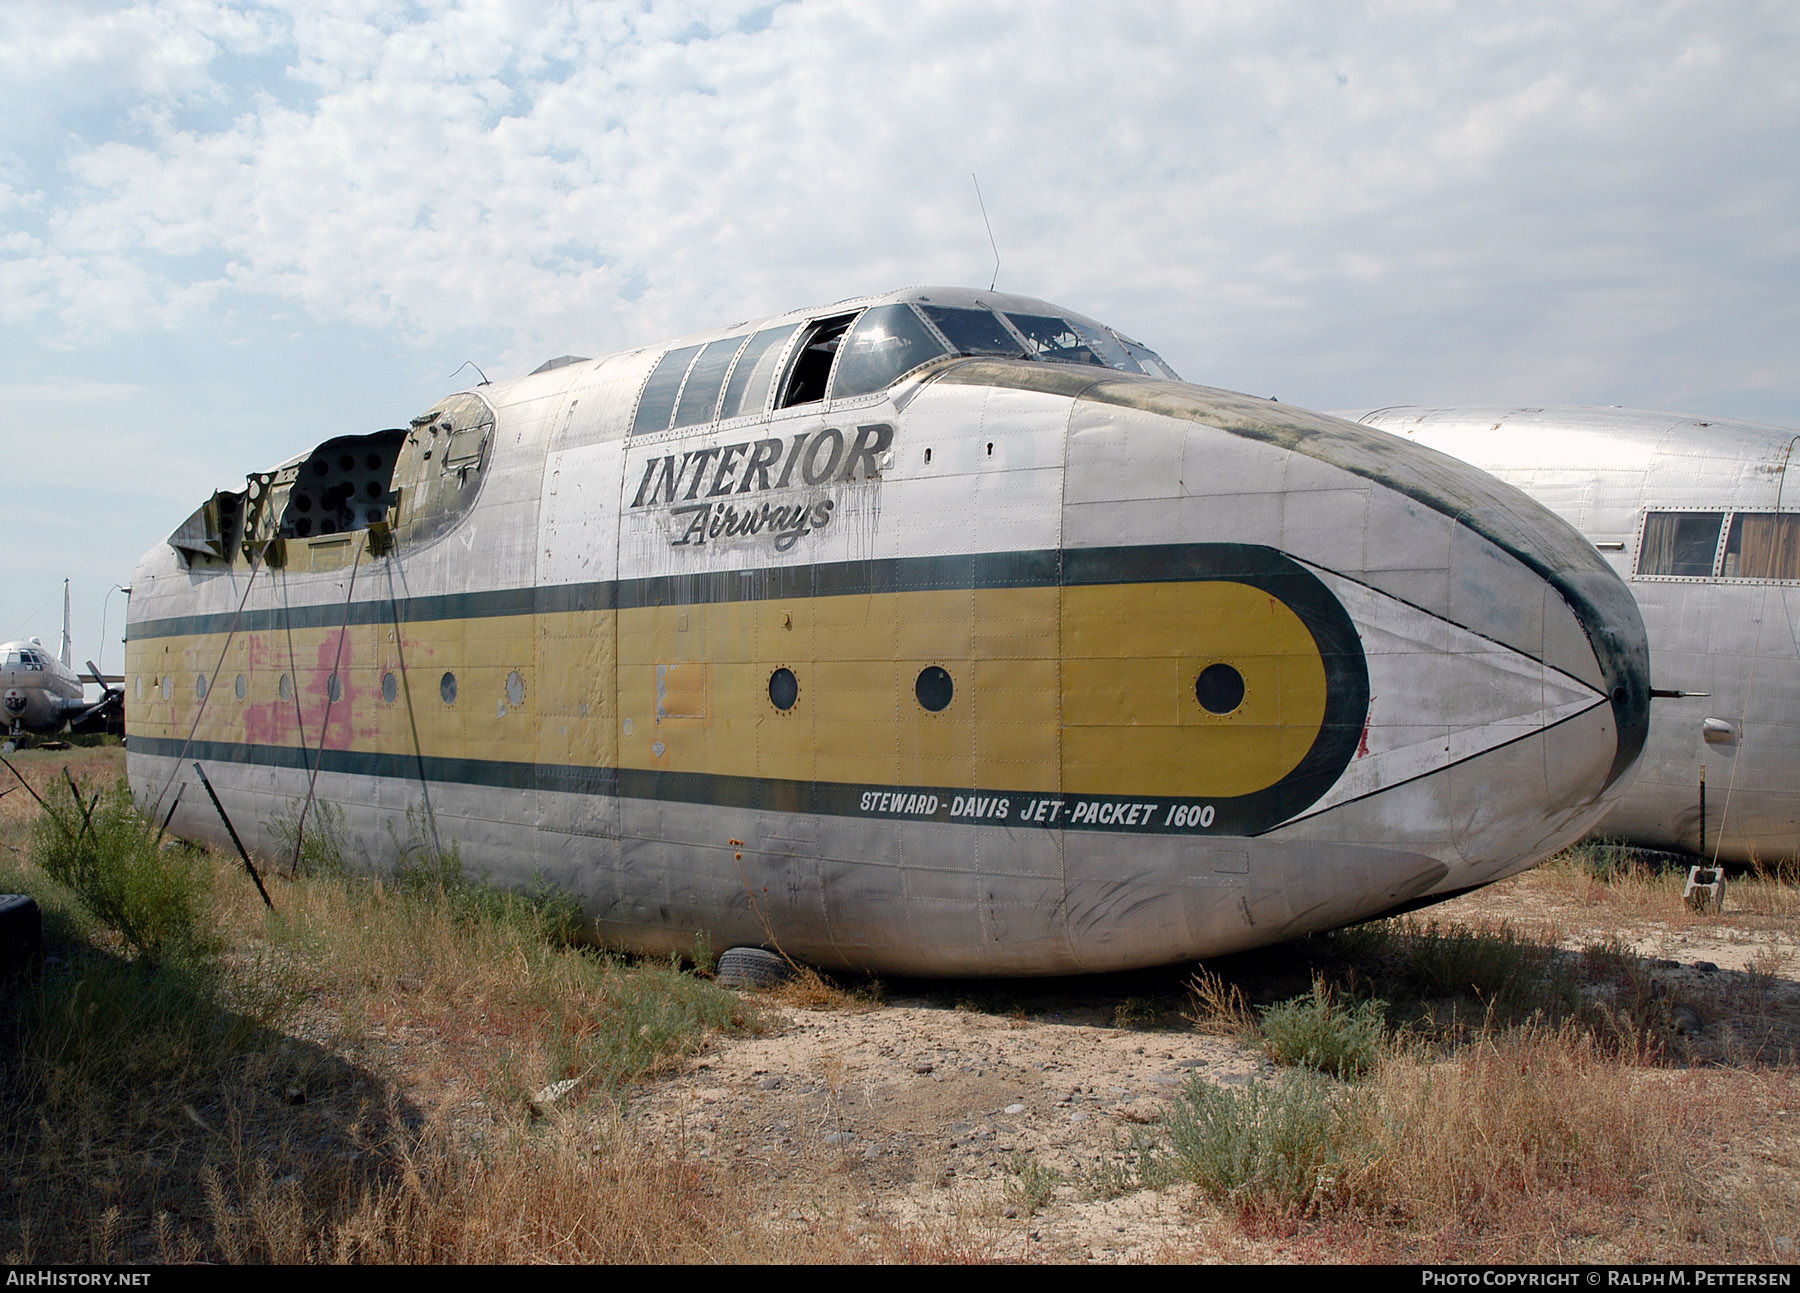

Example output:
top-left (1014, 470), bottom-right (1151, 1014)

top-left (1639, 511), bottom-right (1725, 577)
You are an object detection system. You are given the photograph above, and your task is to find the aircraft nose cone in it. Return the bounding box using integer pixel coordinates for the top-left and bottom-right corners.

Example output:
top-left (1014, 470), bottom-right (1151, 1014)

top-left (1552, 564), bottom-right (1651, 793)
top-left (1060, 382), bottom-right (1652, 893)
top-left (1229, 461), bottom-right (1651, 893)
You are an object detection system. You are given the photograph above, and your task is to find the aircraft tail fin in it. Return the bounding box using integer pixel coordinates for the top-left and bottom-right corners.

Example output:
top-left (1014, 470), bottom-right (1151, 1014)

top-left (59, 580), bottom-right (71, 669)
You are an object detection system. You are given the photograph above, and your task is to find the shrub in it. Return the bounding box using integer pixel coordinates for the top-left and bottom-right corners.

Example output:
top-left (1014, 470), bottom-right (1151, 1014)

top-left (1165, 1072), bottom-right (1368, 1216)
top-left (1258, 978), bottom-right (1388, 1078)
top-left (31, 781), bottom-right (216, 966)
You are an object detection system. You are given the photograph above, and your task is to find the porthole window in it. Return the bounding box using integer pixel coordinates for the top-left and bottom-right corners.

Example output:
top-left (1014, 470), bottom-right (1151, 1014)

top-left (769, 667), bottom-right (799, 711)
top-left (327, 673), bottom-right (343, 703)
top-left (382, 671), bottom-right (398, 704)
top-left (278, 673), bottom-right (293, 701)
top-left (915, 665), bottom-right (954, 713)
top-left (234, 674), bottom-right (247, 701)
top-left (506, 669), bottom-right (526, 707)
top-left (161, 676), bottom-right (172, 702)
top-left (196, 674), bottom-right (208, 700)
top-left (440, 671), bottom-right (458, 705)
top-left (135, 676), bottom-right (143, 701)
top-left (1195, 663), bottom-right (1245, 715)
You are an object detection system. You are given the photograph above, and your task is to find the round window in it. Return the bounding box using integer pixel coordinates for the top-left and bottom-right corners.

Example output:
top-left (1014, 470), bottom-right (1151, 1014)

top-left (769, 667), bottom-right (799, 711)
top-left (1195, 663), bottom-right (1246, 715)
top-left (195, 674), bottom-right (208, 699)
top-left (440, 671), bottom-right (458, 705)
top-left (382, 671), bottom-right (398, 704)
top-left (234, 674), bottom-right (247, 701)
top-left (278, 673), bottom-right (293, 701)
top-left (327, 673), bottom-right (343, 703)
top-left (915, 665), bottom-right (954, 713)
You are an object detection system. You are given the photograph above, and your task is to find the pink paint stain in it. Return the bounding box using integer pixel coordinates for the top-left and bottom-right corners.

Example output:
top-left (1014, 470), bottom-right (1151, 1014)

top-left (309, 630), bottom-right (356, 750)
top-left (1356, 696), bottom-right (1376, 759)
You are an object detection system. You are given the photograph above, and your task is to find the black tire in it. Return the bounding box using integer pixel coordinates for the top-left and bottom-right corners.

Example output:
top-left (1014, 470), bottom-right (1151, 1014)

top-left (0, 894), bottom-right (43, 979)
top-left (717, 946), bottom-right (792, 989)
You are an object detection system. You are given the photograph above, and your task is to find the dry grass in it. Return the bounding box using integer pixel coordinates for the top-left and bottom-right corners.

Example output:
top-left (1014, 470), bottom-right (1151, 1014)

top-left (181, 1106), bottom-right (748, 1264)
top-left (1155, 874), bottom-right (1800, 1261)
top-left (1362, 1024), bottom-right (1702, 1228)
top-left (1536, 841), bottom-right (1800, 926)
top-left (1185, 966), bottom-right (1257, 1033)
top-left (1156, 1020), bottom-right (1759, 1262)
top-left (765, 963), bottom-right (885, 1012)
top-left (0, 751), bottom-right (846, 1264)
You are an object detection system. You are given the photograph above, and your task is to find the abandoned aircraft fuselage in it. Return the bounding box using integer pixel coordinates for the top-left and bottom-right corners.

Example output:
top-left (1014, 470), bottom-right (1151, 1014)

top-left (1345, 404), bottom-right (1800, 865)
top-left (125, 288), bottom-right (1651, 974)
top-left (1, 640), bottom-right (84, 736)
top-left (3, 582), bottom-right (119, 743)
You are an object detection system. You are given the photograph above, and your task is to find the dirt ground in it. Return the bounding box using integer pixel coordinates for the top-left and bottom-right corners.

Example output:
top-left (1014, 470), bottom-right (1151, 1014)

top-left (626, 873), bottom-right (1800, 1262)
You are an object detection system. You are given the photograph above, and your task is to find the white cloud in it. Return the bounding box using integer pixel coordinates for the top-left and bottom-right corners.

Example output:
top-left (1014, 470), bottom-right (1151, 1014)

top-left (1, 0), bottom-right (1796, 411)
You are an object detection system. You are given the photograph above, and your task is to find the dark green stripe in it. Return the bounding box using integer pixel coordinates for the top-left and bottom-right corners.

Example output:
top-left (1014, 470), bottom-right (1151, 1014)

top-left (131, 735), bottom-right (1305, 838)
top-left (128, 549), bottom-right (1071, 640)
top-left (131, 543), bottom-right (1309, 641)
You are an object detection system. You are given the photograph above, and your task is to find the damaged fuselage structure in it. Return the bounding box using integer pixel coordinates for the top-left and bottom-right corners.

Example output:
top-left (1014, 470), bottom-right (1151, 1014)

top-left (126, 287), bottom-right (1650, 975)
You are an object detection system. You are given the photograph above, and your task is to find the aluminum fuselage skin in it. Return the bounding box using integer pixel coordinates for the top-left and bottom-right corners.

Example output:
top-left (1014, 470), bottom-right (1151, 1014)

top-left (125, 289), bottom-right (1649, 975)
top-left (1346, 404), bottom-right (1799, 864)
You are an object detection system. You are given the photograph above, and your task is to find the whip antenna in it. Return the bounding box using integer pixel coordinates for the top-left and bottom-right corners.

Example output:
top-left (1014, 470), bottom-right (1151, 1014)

top-left (972, 173), bottom-right (1000, 291)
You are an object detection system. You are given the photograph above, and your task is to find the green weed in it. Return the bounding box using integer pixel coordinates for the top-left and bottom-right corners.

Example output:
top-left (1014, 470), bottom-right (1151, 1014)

top-left (1074, 1129), bottom-right (1177, 1200)
top-left (1004, 1152), bottom-right (1063, 1216)
top-left (265, 798), bottom-right (350, 878)
top-left (30, 780), bottom-right (216, 967)
top-left (540, 955), bottom-right (751, 1096)
top-left (1165, 1072), bottom-right (1369, 1216)
top-left (1258, 978), bottom-right (1388, 1078)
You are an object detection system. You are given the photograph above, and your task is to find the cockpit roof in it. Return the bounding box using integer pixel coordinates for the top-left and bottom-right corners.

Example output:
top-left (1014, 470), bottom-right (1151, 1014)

top-left (532, 286), bottom-right (1179, 389)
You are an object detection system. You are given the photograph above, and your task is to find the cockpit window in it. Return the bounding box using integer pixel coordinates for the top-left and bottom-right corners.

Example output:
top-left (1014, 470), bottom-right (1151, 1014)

top-left (1065, 320), bottom-right (1143, 374)
top-left (1003, 312), bottom-right (1110, 368)
top-left (673, 335), bottom-right (748, 429)
top-left (1112, 332), bottom-right (1179, 380)
top-left (778, 313), bottom-right (857, 408)
top-left (918, 305), bottom-right (1028, 358)
top-left (830, 305), bottom-right (950, 399)
top-left (632, 344), bottom-right (703, 435)
top-left (718, 324), bottom-right (799, 421)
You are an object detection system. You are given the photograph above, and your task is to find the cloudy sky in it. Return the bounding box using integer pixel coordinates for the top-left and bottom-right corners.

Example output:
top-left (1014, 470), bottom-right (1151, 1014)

top-left (3, 0), bottom-right (1796, 672)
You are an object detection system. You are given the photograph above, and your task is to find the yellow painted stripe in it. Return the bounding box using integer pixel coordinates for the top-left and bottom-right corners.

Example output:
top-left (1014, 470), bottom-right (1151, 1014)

top-left (127, 580), bottom-right (1331, 799)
